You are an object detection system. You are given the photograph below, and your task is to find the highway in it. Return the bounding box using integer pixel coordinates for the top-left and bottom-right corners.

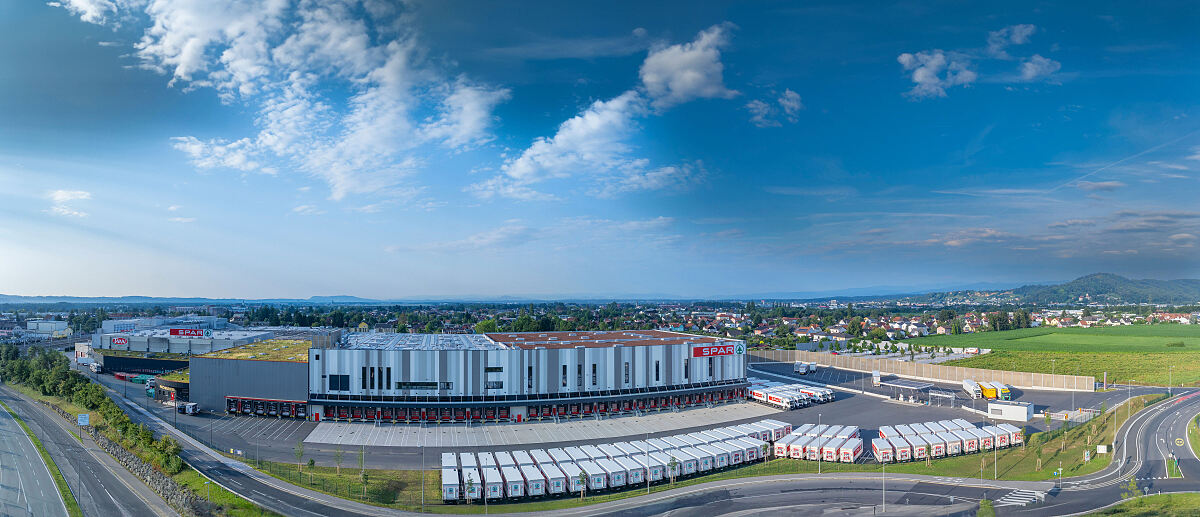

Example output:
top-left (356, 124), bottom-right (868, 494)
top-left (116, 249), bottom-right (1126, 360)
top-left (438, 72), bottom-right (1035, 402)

top-left (0, 387), bottom-right (175, 517)
top-left (0, 390), bottom-right (67, 517)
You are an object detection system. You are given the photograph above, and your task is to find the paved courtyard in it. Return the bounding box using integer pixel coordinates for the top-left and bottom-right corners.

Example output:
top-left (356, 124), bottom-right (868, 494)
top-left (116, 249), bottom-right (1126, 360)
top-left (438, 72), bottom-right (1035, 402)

top-left (303, 402), bottom-right (779, 448)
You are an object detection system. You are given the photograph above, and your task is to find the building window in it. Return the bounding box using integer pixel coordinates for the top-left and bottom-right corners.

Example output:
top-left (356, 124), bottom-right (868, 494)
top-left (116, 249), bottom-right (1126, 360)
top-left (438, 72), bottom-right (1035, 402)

top-left (562, 365), bottom-right (567, 387)
top-left (486, 381), bottom-right (504, 390)
top-left (485, 366), bottom-right (503, 373)
top-left (328, 375), bottom-right (350, 391)
top-left (314, 354), bottom-right (320, 361)
top-left (369, 367), bottom-right (376, 389)
top-left (655, 361), bottom-right (660, 382)
top-left (441, 382), bottom-right (453, 390)
top-left (683, 359), bottom-right (689, 379)
top-left (708, 357), bottom-right (714, 377)
top-left (395, 381), bottom-right (438, 390)
top-left (623, 362), bottom-right (630, 384)
top-left (591, 364), bottom-right (597, 386)
top-left (527, 365), bottom-right (534, 390)
top-left (386, 367), bottom-right (391, 389)
top-left (361, 367), bottom-right (367, 389)
top-left (577, 364), bottom-right (583, 387)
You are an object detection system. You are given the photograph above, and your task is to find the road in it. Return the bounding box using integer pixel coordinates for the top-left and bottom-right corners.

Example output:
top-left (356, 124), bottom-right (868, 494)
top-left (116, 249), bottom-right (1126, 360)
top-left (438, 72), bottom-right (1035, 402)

top-left (0, 390), bottom-right (66, 517)
top-left (0, 387), bottom-right (175, 517)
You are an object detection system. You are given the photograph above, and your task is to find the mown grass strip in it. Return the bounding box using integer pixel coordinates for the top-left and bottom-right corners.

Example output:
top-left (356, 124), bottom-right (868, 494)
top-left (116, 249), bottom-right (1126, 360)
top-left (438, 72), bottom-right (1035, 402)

top-left (0, 400), bottom-right (83, 517)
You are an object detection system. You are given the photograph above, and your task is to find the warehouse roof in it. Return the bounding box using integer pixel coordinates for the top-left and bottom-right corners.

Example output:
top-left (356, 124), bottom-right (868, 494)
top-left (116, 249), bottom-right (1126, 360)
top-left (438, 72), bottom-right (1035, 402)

top-left (341, 332), bottom-right (503, 351)
top-left (198, 339), bottom-right (312, 362)
top-left (485, 330), bottom-right (734, 350)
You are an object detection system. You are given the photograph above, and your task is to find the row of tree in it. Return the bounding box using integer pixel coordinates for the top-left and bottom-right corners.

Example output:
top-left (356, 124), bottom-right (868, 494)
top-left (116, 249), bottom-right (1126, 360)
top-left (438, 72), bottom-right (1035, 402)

top-left (0, 345), bottom-right (184, 474)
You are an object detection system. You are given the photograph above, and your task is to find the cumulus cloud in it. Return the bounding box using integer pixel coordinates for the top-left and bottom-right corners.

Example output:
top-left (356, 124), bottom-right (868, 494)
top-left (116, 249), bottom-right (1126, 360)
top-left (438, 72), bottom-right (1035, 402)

top-left (1075, 180), bottom-right (1126, 192)
top-left (46, 189), bottom-right (92, 217)
top-left (292, 204), bottom-right (324, 215)
top-left (168, 217), bottom-right (197, 223)
top-left (986, 24), bottom-right (1037, 58)
top-left (778, 89), bottom-right (803, 121)
top-left (406, 224), bottom-right (538, 253)
top-left (639, 23), bottom-right (738, 108)
top-left (470, 25), bottom-right (737, 201)
top-left (1020, 54), bottom-right (1061, 81)
top-left (745, 100), bottom-right (779, 128)
top-left (54, 0), bottom-right (510, 203)
top-left (897, 50), bottom-right (977, 99)
top-left (744, 89), bottom-right (803, 128)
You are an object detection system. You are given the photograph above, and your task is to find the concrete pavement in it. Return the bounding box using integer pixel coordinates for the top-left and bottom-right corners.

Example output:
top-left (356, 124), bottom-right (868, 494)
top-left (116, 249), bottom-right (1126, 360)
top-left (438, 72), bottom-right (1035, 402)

top-left (0, 393), bottom-right (66, 517)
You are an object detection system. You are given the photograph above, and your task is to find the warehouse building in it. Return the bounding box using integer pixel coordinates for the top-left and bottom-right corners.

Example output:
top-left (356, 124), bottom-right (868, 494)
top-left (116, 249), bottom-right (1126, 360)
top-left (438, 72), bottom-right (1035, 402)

top-left (187, 330), bottom-right (748, 423)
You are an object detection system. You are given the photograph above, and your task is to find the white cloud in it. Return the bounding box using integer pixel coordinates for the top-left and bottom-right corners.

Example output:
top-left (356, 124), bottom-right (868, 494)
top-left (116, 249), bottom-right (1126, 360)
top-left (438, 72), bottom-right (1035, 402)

top-left (1019, 54), bottom-right (1061, 81)
top-left (1188, 147), bottom-right (1200, 161)
top-left (45, 189), bottom-right (92, 217)
top-left (472, 24), bottom-right (740, 201)
top-left (1075, 180), bottom-right (1126, 192)
top-left (987, 24), bottom-right (1037, 58)
top-left (406, 224), bottom-right (537, 253)
top-left (292, 204), bottom-right (324, 215)
top-left (592, 162), bottom-right (706, 198)
top-left (639, 23), bottom-right (738, 108)
top-left (745, 100), bottom-right (779, 128)
top-left (778, 89), bottom-right (803, 121)
top-left (167, 205), bottom-right (181, 211)
top-left (168, 217), bottom-right (197, 223)
top-left (420, 79), bottom-right (512, 149)
top-left (897, 50), bottom-right (977, 99)
top-left (51, 0), bottom-right (119, 24)
top-left (53, 0), bottom-right (510, 204)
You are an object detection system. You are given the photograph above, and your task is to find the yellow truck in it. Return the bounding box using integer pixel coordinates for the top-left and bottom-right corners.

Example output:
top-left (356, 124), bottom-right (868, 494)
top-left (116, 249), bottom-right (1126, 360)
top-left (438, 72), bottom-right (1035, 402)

top-left (980, 382), bottom-right (998, 399)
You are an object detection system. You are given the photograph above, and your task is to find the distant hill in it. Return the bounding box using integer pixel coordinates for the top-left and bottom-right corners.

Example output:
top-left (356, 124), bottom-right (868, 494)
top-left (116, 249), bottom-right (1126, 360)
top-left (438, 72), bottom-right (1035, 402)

top-left (1010, 273), bottom-right (1200, 304)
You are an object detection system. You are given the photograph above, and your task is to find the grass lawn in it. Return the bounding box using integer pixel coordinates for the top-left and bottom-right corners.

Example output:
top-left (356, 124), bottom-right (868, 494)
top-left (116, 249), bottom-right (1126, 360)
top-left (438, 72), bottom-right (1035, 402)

top-left (174, 466), bottom-right (281, 517)
top-left (247, 395), bottom-right (1163, 514)
top-left (908, 326), bottom-right (1200, 386)
top-left (0, 400), bottom-right (83, 517)
top-left (1189, 415), bottom-right (1200, 463)
top-left (1089, 492), bottom-right (1200, 516)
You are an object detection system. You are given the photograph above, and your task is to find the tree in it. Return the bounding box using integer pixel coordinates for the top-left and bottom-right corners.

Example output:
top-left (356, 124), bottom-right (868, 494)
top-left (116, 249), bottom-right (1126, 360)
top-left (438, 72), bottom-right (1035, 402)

top-left (473, 319), bottom-right (500, 334)
top-left (294, 440), bottom-right (305, 471)
top-left (578, 469), bottom-right (588, 501)
top-left (667, 456), bottom-right (679, 484)
top-left (1120, 477), bottom-right (1142, 499)
top-left (334, 446), bottom-right (344, 475)
top-left (357, 445), bottom-right (365, 476)
top-left (465, 477), bottom-right (475, 504)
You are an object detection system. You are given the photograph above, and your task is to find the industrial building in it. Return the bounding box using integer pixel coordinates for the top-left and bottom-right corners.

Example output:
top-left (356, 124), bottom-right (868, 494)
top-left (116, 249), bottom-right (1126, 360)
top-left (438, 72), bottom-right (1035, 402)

top-left (180, 330), bottom-right (749, 423)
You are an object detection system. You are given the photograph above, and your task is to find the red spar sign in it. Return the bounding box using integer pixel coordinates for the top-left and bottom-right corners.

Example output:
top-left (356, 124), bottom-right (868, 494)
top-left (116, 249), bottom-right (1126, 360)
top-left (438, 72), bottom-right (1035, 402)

top-left (692, 344), bottom-right (736, 357)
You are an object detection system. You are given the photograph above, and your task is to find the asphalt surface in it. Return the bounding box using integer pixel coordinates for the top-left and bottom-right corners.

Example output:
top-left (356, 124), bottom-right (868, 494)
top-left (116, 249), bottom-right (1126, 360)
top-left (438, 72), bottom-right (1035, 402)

top-left (0, 387), bottom-right (174, 517)
top-left (0, 390), bottom-right (66, 517)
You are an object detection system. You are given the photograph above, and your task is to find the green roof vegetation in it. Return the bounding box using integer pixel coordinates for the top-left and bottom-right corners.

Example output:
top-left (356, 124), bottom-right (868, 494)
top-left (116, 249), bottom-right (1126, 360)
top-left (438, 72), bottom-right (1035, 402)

top-left (199, 339), bottom-right (311, 362)
top-left (96, 349), bottom-right (188, 359)
top-left (158, 368), bottom-right (189, 383)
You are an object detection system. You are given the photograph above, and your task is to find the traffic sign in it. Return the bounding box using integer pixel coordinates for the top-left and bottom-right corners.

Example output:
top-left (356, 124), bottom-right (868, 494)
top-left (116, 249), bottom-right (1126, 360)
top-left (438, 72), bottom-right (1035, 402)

top-left (77, 413), bottom-right (89, 426)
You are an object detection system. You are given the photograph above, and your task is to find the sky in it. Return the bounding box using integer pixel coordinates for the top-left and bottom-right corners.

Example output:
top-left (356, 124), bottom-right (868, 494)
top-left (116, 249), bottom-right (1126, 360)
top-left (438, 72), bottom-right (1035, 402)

top-left (1, 0), bottom-right (1198, 299)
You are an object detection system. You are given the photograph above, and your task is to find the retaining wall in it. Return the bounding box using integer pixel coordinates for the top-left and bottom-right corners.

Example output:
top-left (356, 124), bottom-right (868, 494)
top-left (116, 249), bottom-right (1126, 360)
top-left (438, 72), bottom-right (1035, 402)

top-left (750, 350), bottom-right (1095, 392)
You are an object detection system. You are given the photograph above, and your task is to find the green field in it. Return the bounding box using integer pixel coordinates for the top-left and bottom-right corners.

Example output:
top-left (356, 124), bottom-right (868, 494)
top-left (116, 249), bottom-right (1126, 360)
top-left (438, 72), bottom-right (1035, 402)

top-left (1089, 492), bottom-right (1200, 516)
top-left (908, 325), bottom-right (1200, 386)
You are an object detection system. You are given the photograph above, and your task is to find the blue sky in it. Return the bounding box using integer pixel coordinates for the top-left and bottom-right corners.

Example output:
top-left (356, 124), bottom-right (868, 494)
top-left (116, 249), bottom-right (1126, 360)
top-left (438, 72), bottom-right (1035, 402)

top-left (1, 0), bottom-right (1198, 298)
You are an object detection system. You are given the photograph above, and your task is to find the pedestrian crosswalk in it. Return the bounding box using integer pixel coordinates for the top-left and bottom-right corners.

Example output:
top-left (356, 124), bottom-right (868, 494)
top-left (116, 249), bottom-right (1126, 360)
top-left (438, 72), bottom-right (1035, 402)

top-left (995, 489), bottom-right (1042, 507)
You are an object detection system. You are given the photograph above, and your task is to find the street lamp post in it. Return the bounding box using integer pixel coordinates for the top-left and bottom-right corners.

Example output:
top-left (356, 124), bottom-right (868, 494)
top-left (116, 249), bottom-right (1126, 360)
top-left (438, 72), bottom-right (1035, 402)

top-left (881, 459), bottom-right (886, 513)
top-left (1170, 366), bottom-right (1174, 396)
top-left (818, 413), bottom-right (822, 474)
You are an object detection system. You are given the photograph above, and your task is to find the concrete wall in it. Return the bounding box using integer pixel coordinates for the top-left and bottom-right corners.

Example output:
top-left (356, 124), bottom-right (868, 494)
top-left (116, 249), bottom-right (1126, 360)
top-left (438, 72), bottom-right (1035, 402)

top-left (749, 349), bottom-right (1095, 392)
top-left (189, 357), bottom-right (309, 411)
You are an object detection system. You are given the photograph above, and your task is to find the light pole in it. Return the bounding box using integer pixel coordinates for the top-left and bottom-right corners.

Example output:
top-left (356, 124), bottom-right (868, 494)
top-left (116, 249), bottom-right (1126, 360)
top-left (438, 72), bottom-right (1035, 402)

top-left (881, 459), bottom-right (886, 513)
top-left (1170, 366), bottom-right (1174, 396)
top-left (645, 432), bottom-right (650, 494)
top-left (818, 413), bottom-right (822, 474)
top-left (1051, 359), bottom-right (1055, 377)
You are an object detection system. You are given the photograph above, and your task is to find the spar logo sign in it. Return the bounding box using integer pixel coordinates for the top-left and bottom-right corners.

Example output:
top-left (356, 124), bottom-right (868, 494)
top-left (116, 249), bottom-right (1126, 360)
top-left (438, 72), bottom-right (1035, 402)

top-left (170, 328), bottom-right (212, 338)
top-left (692, 344), bottom-right (738, 357)
top-left (111, 337), bottom-right (128, 346)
